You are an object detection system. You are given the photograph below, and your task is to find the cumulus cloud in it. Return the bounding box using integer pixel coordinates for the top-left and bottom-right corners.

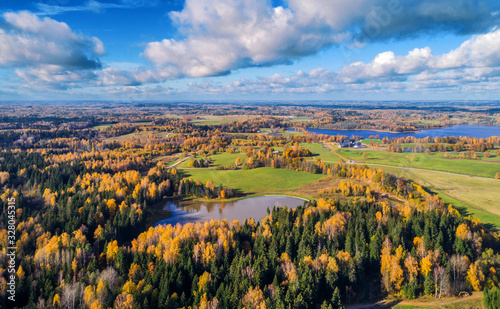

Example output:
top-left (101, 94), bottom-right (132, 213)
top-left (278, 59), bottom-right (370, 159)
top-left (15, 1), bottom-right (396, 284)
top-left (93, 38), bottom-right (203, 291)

top-left (82, 26), bottom-right (500, 98)
top-left (0, 11), bottom-right (105, 89)
top-left (3, 1), bottom-right (500, 96)
top-left (433, 27), bottom-right (500, 69)
top-left (0, 11), bottom-right (104, 69)
top-left (185, 69), bottom-right (339, 95)
top-left (97, 67), bottom-right (167, 86)
top-left (339, 28), bottom-right (500, 82)
top-left (181, 28), bottom-right (500, 98)
top-left (143, 0), bottom-right (352, 79)
top-left (15, 65), bottom-right (98, 90)
top-left (142, 0), bottom-right (499, 79)
top-left (357, 0), bottom-right (498, 41)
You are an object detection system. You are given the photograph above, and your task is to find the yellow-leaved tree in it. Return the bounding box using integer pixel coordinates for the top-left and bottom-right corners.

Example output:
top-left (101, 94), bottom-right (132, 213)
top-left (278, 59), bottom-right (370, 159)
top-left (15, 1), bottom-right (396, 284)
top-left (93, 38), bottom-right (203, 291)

top-left (466, 261), bottom-right (484, 291)
top-left (380, 238), bottom-right (404, 293)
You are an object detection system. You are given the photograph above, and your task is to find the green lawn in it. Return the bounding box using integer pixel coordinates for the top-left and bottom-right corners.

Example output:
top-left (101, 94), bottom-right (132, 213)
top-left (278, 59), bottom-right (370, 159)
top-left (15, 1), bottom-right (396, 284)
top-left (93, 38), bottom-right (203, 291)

top-left (259, 128), bottom-right (303, 136)
top-left (367, 164), bottom-right (500, 228)
top-left (93, 123), bottom-right (115, 130)
top-left (190, 115), bottom-right (260, 125)
top-left (286, 116), bottom-right (313, 122)
top-left (361, 139), bottom-right (382, 145)
top-left (177, 152), bottom-right (247, 168)
top-left (338, 149), bottom-right (500, 178)
top-left (178, 167), bottom-right (326, 194)
top-left (300, 143), bottom-right (344, 162)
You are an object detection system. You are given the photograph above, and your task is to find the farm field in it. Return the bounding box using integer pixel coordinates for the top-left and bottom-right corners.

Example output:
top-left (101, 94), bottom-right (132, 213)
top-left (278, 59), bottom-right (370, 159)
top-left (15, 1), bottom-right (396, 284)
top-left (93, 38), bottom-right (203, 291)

top-left (179, 167), bottom-right (326, 194)
top-left (92, 123), bottom-right (116, 130)
top-left (177, 152), bottom-right (247, 168)
top-left (286, 116), bottom-right (313, 122)
top-left (189, 114), bottom-right (260, 125)
top-left (360, 138), bottom-right (383, 145)
top-left (338, 148), bottom-right (500, 178)
top-left (259, 127), bottom-right (303, 136)
top-left (301, 143), bottom-right (345, 162)
top-left (409, 169), bottom-right (500, 227)
top-left (366, 164), bottom-right (500, 228)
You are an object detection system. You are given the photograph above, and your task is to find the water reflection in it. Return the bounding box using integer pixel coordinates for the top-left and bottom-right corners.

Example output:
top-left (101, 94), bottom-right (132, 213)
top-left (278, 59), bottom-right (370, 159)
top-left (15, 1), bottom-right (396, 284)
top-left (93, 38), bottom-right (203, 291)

top-left (302, 125), bottom-right (500, 139)
top-left (155, 195), bottom-right (308, 226)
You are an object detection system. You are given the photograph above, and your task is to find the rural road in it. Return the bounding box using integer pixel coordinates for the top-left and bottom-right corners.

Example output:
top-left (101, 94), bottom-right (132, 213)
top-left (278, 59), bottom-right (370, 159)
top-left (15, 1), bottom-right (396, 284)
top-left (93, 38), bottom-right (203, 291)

top-left (168, 150), bottom-right (202, 168)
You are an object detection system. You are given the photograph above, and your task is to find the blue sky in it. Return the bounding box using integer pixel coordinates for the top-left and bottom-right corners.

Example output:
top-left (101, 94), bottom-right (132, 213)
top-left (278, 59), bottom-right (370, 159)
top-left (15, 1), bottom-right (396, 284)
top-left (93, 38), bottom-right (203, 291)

top-left (1, 0), bottom-right (499, 101)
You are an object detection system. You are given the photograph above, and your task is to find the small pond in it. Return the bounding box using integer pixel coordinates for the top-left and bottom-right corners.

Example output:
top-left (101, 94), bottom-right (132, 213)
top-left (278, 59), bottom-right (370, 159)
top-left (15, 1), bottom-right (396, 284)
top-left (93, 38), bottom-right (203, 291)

top-left (155, 195), bottom-right (308, 226)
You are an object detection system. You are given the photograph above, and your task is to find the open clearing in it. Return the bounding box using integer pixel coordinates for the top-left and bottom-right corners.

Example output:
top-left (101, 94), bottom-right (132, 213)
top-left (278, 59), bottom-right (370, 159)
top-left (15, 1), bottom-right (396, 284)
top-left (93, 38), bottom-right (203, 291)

top-left (93, 123), bottom-right (116, 130)
top-left (177, 152), bottom-right (247, 168)
top-left (338, 149), bottom-right (500, 178)
top-left (408, 169), bottom-right (500, 227)
top-left (179, 167), bottom-right (326, 194)
top-left (320, 143), bottom-right (500, 227)
top-left (302, 143), bottom-right (345, 162)
top-left (190, 114), bottom-right (260, 125)
top-left (259, 128), bottom-right (304, 136)
top-left (367, 164), bottom-right (500, 228)
top-left (347, 292), bottom-right (482, 309)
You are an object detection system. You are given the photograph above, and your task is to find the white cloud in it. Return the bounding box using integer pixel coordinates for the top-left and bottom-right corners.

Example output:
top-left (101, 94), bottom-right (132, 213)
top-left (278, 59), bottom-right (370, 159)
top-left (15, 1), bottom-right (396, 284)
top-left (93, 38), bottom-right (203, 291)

top-left (0, 11), bottom-right (104, 69)
top-left (0, 11), bottom-right (106, 90)
top-left (181, 26), bottom-right (500, 98)
top-left (142, 0), bottom-right (498, 79)
top-left (98, 26), bottom-right (500, 99)
top-left (3, 1), bottom-right (500, 97)
top-left (143, 0), bottom-right (352, 79)
top-left (432, 27), bottom-right (500, 69)
top-left (339, 28), bottom-right (500, 82)
top-left (35, 0), bottom-right (162, 16)
top-left (15, 65), bottom-right (98, 90)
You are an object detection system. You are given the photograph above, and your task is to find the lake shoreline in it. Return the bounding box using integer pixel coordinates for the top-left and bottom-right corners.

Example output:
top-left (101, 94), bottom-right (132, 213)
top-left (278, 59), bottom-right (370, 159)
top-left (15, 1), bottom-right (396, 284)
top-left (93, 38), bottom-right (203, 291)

top-left (304, 128), bottom-right (421, 134)
top-left (154, 195), bottom-right (309, 226)
top-left (298, 125), bottom-right (500, 139)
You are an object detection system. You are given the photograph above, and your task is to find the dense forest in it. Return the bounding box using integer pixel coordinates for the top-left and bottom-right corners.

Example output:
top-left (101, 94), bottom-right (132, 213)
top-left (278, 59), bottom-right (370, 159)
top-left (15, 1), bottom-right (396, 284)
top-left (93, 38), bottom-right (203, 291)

top-left (1, 111), bottom-right (499, 308)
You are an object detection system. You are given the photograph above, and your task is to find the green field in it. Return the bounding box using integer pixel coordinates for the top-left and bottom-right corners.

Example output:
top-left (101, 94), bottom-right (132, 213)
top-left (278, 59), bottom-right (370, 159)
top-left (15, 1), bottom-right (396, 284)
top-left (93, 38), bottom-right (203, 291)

top-left (361, 139), bottom-right (383, 145)
top-left (93, 123), bottom-right (115, 130)
top-left (338, 149), bottom-right (500, 178)
top-left (301, 143), bottom-right (344, 162)
top-left (177, 152), bottom-right (247, 168)
top-left (367, 164), bottom-right (500, 228)
top-left (190, 115), bottom-right (260, 125)
top-left (179, 167), bottom-right (326, 194)
top-left (286, 116), bottom-right (313, 122)
top-left (259, 128), bottom-right (304, 136)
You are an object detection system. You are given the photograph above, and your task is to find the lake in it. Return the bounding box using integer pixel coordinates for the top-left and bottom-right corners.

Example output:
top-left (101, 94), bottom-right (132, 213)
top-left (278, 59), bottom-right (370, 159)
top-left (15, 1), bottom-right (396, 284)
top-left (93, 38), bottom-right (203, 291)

top-left (155, 195), bottom-right (308, 226)
top-left (298, 125), bottom-right (500, 139)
